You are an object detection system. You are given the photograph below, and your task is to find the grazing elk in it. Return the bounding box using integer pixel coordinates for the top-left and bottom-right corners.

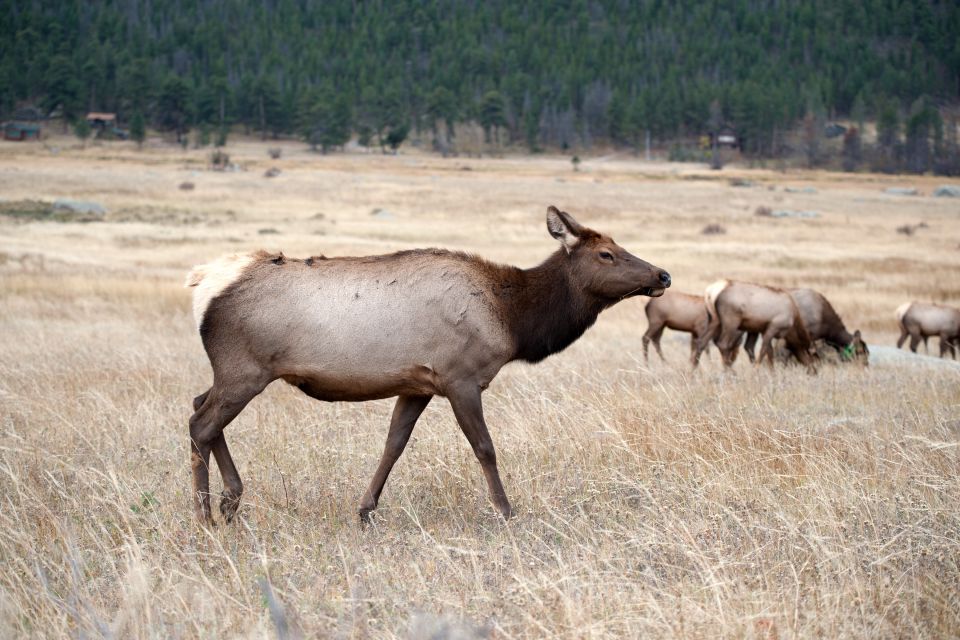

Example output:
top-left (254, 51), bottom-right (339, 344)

top-left (695, 280), bottom-right (817, 372)
top-left (185, 207), bottom-right (671, 524)
top-left (741, 288), bottom-right (868, 365)
top-left (642, 291), bottom-right (711, 364)
top-left (896, 302), bottom-right (960, 359)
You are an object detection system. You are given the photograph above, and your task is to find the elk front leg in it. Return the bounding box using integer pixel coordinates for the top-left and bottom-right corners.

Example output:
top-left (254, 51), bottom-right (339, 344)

top-left (446, 383), bottom-right (513, 519)
top-left (743, 332), bottom-right (759, 363)
top-left (359, 394), bottom-right (432, 522)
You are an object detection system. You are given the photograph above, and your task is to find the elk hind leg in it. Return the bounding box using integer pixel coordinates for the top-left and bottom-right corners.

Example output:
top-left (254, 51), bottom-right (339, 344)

top-left (716, 327), bottom-right (741, 368)
top-left (757, 330), bottom-right (778, 368)
top-left (896, 327), bottom-right (908, 349)
top-left (189, 377), bottom-right (268, 523)
top-left (940, 334), bottom-right (956, 359)
top-left (908, 333), bottom-right (921, 353)
top-left (212, 434), bottom-right (244, 522)
top-left (743, 332), bottom-right (759, 363)
top-left (643, 323), bottom-right (664, 362)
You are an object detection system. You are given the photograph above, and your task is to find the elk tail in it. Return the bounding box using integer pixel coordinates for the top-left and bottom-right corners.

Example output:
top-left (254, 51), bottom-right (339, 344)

top-left (703, 279), bottom-right (728, 329)
top-left (894, 302), bottom-right (912, 327)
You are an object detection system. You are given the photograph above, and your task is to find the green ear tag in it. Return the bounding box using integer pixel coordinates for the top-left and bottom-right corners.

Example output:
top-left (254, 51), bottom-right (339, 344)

top-left (842, 344), bottom-right (855, 360)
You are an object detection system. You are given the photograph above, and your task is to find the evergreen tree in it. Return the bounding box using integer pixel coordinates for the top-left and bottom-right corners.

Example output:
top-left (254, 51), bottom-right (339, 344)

top-left (299, 91), bottom-right (352, 153)
top-left (130, 110), bottom-right (145, 148)
top-left (842, 127), bottom-right (862, 172)
top-left (385, 123), bottom-right (410, 154)
top-left (875, 100), bottom-right (901, 173)
top-left (74, 118), bottom-right (92, 147)
top-left (479, 91), bottom-right (507, 144)
top-left (905, 98), bottom-right (935, 174)
top-left (45, 54), bottom-right (82, 130)
top-left (708, 100), bottom-right (724, 170)
top-left (157, 75), bottom-right (190, 142)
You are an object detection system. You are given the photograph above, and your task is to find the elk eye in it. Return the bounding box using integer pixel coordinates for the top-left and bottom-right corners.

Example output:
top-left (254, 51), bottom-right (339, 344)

top-left (599, 251), bottom-right (614, 262)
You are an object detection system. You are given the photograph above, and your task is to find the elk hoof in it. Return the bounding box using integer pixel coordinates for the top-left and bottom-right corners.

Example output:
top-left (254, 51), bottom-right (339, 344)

top-left (194, 512), bottom-right (216, 528)
top-left (219, 491), bottom-right (241, 523)
top-left (358, 508), bottom-right (374, 526)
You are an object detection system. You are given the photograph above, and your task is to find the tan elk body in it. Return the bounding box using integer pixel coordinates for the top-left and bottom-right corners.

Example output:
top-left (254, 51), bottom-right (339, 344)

top-left (184, 207), bottom-right (670, 523)
top-left (896, 302), bottom-right (960, 358)
top-left (695, 280), bottom-right (816, 372)
top-left (742, 288), bottom-right (868, 364)
top-left (642, 291), bottom-right (710, 363)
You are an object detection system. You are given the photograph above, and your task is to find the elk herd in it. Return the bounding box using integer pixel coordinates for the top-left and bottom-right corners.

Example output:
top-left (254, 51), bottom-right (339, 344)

top-left (645, 283), bottom-right (959, 370)
top-left (184, 206), bottom-right (958, 524)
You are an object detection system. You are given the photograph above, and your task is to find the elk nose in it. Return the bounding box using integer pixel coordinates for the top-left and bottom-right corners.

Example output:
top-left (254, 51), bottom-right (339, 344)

top-left (658, 271), bottom-right (671, 287)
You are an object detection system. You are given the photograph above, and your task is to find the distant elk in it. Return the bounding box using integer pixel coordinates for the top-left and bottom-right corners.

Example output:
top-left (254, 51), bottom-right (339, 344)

top-left (740, 288), bottom-right (869, 365)
top-left (642, 291), bottom-right (710, 364)
top-left (184, 207), bottom-right (671, 524)
top-left (694, 280), bottom-right (817, 372)
top-left (896, 302), bottom-right (960, 359)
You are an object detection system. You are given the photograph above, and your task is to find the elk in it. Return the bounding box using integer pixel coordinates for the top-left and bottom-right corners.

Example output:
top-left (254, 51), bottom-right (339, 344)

top-left (741, 288), bottom-right (868, 365)
top-left (896, 302), bottom-right (960, 359)
top-left (642, 291), bottom-right (711, 364)
top-left (184, 207), bottom-right (671, 524)
top-left (694, 280), bottom-right (817, 372)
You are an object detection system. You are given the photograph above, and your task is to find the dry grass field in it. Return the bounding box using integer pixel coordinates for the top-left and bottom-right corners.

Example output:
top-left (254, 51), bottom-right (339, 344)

top-left (1, 137), bottom-right (959, 638)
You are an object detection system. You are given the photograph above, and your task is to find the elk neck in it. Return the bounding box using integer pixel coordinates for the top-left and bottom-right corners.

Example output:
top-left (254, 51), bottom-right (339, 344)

top-left (501, 249), bottom-right (608, 363)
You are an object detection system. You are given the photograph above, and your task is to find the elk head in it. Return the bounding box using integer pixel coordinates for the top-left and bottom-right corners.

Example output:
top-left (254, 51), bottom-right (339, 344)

top-left (842, 330), bottom-right (869, 366)
top-left (546, 206), bottom-right (670, 301)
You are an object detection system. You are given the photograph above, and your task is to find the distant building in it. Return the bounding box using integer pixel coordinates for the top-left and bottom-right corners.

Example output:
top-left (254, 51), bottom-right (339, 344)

top-left (701, 126), bottom-right (740, 150)
top-left (85, 112), bottom-right (128, 139)
top-left (4, 121), bottom-right (41, 141)
top-left (86, 112), bottom-right (117, 129)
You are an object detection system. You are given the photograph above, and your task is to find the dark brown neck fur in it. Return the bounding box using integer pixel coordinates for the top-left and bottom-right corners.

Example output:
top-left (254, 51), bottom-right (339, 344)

top-left (496, 250), bottom-right (607, 363)
top-left (819, 301), bottom-right (854, 348)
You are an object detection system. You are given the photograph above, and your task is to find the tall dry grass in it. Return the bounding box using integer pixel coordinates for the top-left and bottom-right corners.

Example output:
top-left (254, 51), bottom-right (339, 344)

top-left (1, 142), bottom-right (959, 638)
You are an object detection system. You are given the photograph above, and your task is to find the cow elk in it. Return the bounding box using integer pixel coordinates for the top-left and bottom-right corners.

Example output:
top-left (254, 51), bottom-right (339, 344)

top-left (184, 206), bottom-right (671, 524)
top-left (741, 288), bottom-right (868, 365)
top-left (642, 291), bottom-right (711, 364)
top-left (896, 302), bottom-right (960, 359)
top-left (695, 280), bottom-right (817, 373)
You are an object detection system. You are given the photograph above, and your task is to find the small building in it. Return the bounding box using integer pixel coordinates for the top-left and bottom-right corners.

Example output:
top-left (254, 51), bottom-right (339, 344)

top-left (701, 126), bottom-right (740, 151)
top-left (714, 126), bottom-right (739, 149)
top-left (4, 122), bottom-right (42, 141)
top-left (85, 112), bottom-right (127, 139)
top-left (86, 112), bottom-right (116, 129)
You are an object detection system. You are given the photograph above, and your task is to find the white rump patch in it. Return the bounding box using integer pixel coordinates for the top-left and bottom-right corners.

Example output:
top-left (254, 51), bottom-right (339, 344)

top-left (184, 252), bottom-right (257, 329)
top-left (894, 302), bottom-right (912, 324)
top-left (703, 279), bottom-right (730, 316)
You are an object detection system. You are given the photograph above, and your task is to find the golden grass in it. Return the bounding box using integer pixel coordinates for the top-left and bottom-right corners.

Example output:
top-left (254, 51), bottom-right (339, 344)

top-left (1, 138), bottom-right (959, 638)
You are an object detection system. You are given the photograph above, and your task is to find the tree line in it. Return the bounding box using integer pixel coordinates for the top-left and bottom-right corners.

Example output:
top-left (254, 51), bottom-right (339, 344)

top-left (1, 0), bottom-right (958, 172)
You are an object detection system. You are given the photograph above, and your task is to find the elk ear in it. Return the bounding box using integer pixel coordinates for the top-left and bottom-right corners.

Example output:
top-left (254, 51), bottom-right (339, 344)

top-left (853, 330), bottom-right (862, 342)
top-left (546, 206), bottom-right (583, 253)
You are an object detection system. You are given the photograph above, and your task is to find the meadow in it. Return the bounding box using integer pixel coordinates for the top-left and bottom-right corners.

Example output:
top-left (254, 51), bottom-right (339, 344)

top-left (1, 138), bottom-right (959, 638)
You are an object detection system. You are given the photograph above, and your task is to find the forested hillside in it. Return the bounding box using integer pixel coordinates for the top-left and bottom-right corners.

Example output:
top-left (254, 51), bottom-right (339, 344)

top-left (2, 0), bottom-right (958, 159)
